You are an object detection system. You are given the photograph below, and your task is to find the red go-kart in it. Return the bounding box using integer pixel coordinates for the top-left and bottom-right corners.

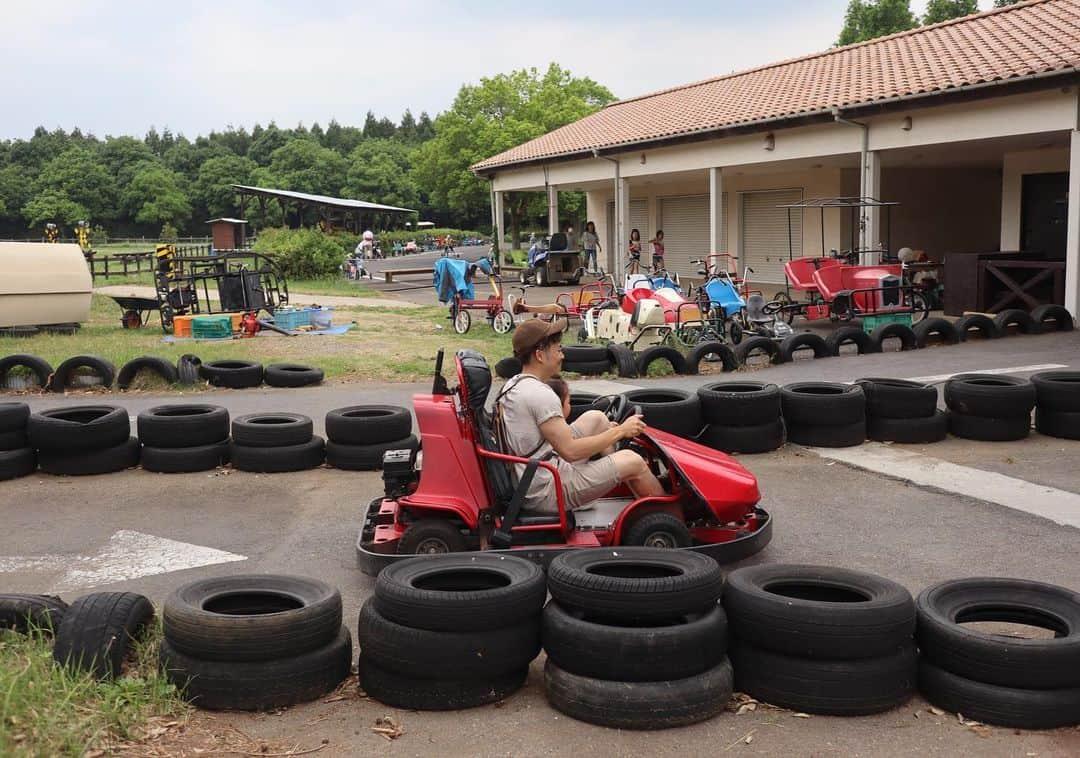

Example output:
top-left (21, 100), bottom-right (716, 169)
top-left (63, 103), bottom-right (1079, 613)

top-left (355, 349), bottom-right (772, 575)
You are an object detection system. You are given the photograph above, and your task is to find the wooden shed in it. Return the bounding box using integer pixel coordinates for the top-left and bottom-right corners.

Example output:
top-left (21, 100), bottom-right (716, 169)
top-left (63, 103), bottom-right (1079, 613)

top-left (209, 218), bottom-right (248, 251)
top-left (0, 242), bottom-right (92, 328)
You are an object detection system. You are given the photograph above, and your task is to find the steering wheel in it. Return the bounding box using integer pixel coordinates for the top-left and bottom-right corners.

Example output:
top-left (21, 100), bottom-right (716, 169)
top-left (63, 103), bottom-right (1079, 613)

top-left (605, 394), bottom-right (637, 425)
top-left (762, 300), bottom-right (785, 315)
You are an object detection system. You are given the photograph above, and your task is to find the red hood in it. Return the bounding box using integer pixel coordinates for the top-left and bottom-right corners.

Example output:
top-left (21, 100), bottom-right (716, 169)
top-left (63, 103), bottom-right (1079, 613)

top-left (644, 427), bottom-right (760, 522)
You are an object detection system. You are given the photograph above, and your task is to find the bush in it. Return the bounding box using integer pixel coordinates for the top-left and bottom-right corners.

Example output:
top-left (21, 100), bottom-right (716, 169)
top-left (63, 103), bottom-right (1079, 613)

top-left (252, 227), bottom-right (344, 278)
top-left (90, 224), bottom-right (109, 245)
top-left (159, 223), bottom-right (179, 244)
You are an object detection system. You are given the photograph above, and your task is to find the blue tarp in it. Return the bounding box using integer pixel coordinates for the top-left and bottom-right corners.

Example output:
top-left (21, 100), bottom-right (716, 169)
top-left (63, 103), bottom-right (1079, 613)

top-left (433, 257), bottom-right (493, 303)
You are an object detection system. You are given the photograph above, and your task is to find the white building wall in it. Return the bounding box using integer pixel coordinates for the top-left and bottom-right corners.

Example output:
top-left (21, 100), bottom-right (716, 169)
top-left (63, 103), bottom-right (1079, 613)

top-left (1000, 148), bottom-right (1070, 250)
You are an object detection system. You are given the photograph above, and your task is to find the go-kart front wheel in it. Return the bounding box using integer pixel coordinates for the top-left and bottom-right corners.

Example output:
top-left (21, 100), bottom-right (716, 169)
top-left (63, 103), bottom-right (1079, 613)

top-left (453, 309), bottom-right (472, 334)
top-left (622, 512), bottom-right (692, 549)
top-left (398, 520), bottom-right (467, 555)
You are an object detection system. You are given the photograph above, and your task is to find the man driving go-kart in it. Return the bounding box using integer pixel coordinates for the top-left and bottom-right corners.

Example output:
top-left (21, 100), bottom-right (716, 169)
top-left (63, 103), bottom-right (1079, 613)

top-left (495, 319), bottom-right (665, 512)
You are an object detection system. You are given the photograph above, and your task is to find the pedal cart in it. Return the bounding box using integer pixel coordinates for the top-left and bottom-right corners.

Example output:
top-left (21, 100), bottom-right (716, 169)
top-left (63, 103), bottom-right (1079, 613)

top-left (433, 257), bottom-right (513, 335)
top-left (356, 350), bottom-right (772, 574)
top-left (690, 254), bottom-right (751, 344)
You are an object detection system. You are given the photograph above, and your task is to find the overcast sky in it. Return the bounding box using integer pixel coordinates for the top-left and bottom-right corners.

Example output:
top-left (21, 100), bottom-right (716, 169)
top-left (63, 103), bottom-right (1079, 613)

top-left (1, 0), bottom-right (997, 141)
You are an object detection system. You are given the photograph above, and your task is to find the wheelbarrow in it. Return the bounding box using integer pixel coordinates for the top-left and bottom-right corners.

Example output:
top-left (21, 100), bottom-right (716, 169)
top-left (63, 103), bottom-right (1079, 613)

top-left (107, 295), bottom-right (160, 329)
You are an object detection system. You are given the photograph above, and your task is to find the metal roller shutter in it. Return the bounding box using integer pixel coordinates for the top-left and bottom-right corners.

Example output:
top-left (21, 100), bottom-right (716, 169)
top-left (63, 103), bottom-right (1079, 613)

top-left (741, 189), bottom-right (803, 284)
top-left (659, 194), bottom-right (727, 278)
top-left (606, 199), bottom-right (649, 270)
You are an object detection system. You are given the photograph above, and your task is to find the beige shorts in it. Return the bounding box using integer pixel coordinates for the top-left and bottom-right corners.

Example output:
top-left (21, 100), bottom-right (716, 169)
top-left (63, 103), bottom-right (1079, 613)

top-left (561, 412), bottom-right (620, 509)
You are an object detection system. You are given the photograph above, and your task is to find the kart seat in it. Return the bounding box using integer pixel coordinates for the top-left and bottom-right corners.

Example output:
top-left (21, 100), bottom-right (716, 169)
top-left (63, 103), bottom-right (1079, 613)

top-left (745, 294), bottom-right (772, 325)
top-left (548, 233), bottom-right (568, 252)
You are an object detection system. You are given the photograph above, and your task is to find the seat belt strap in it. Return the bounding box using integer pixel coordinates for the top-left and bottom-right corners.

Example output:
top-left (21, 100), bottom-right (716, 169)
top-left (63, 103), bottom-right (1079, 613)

top-left (490, 457), bottom-right (540, 549)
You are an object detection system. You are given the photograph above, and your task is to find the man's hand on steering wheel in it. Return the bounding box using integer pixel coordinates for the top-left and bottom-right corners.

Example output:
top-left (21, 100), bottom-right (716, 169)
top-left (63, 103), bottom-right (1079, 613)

top-left (605, 395), bottom-right (646, 446)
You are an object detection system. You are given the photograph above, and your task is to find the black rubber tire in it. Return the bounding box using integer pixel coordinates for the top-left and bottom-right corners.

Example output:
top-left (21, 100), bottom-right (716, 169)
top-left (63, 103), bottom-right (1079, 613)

top-left (1029, 303), bottom-right (1074, 332)
top-left (607, 343), bottom-right (638, 378)
top-left (325, 435), bottom-right (418, 471)
top-left (163, 574), bottom-right (343, 662)
top-left (787, 419), bottom-right (866, 447)
top-left (232, 413), bottom-right (314, 448)
top-left (1031, 370), bottom-right (1080, 413)
top-left (567, 392), bottom-right (600, 424)
top-left (0, 447), bottom-right (36, 480)
top-left (635, 345), bottom-right (688, 376)
top-left (176, 354), bottom-right (202, 385)
top-left (137, 404), bottom-right (230, 448)
top-left (116, 356), bottom-right (178, 390)
top-left (622, 511), bottom-right (692, 548)
top-left (494, 357), bottom-right (522, 379)
top-left (947, 411), bottom-right (1030, 441)
top-left (0, 401), bottom-right (30, 432)
top-left (825, 326), bottom-right (877, 356)
top-left (199, 359), bottom-right (264, 389)
top-left (994, 308), bottom-right (1040, 335)
top-left (867, 411), bottom-right (948, 443)
top-left (0, 429), bottom-right (27, 449)
top-left (696, 381), bottom-right (781, 426)
top-left (48, 355), bottom-right (116, 392)
top-left (780, 382), bottom-right (866, 427)
top-left (724, 563), bottom-right (915, 659)
top-left (162, 627), bottom-right (352, 711)
top-left (955, 313), bottom-right (1000, 341)
top-left (684, 341), bottom-right (738, 374)
top-left (397, 519), bottom-right (468, 555)
top-left (1035, 408), bottom-right (1080, 440)
top-left (855, 377), bottom-right (938, 420)
top-left (547, 547), bottom-right (724, 623)
top-left (374, 553), bottom-right (546, 632)
top-left (39, 436), bottom-right (140, 476)
top-left (913, 317), bottom-right (960, 347)
top-left (622, 388), bottom-right (702, 439)
top-left (562, 344), bottom-right (609, 363)
top-left (730, 640), bottom-right (917, 716)
top-left (698, 419), bottom-right (785, 454)
top-left (358, 599), bottom-right (540, 680)
top-left (0, 354), bottom-right (53, 391)
top-left (264, 363), bottom-right (324, 388)
top-left (915, 577), bottom-right (1080, 690)
top-left (28, 405), bottom-right (130, 453)
top-left (0, 593), bottom-right (67, 634)
top-left (944, 374), bottom-right (1036, 417)
top-left (869, 323), bottom-right (917, 352)
top-left (141, 440), bottom-right (230, 473)
top-left (229, 436), bottom-right (325, 472)
top-left (562, 358), bottom-right (611, 376)
top-left (543, 657), bottom-right (732, 729)
top-left (53, 592), bottom-right (154, 679)
top-left (542, 600), bottom-right (727, 682)
top-left (779, 332), bottom-right (830, 362)
top-left (325, 405), bottom-right (412, 445)
top-left (735, 335), bottom-right (780, 365)
top-left (917, 660), bottom-right (1080, 730)
top-left (358, 655), bottom-right (526, 711)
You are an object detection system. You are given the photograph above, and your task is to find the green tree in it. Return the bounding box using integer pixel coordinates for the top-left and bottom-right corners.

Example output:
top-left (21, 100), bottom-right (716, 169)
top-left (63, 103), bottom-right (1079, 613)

top-left (922, 0), bottom-right (977, 24)
top-left (121, 162), bottom-right (191, 228)
top-left (29, 147), bottom-right (118, 221)
top-left (100, 136), bottom-right (157, 186)
top-left (22, 189), bottom-right (89, 227)
top-left (413, 63), bottom-right (614, 245)
top-left (0, 164), bottom-right (33, 223)
top-left (248, 123), bottom-right (289, 166)
top-left (262, 139), bottom-right (347, 196)
top-left (344, 139), bottom-right (418, 210)
top-left (837, 0), bottom-right (917, 45)
top-left (993, 0), bottom-right (1021, 5)
top-left (195, 155), bottom-right (257, 218)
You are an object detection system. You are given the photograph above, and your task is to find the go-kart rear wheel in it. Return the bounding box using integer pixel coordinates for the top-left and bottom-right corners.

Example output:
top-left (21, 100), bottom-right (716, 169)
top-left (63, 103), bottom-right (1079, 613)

top-left (622, 512), bottom-right (692, 549)
top-left (453, 309), bottom-right (471, 334)
top-left (398, 520), bottom-right (467, 555)
top-left (492, 309), bottom-right (514, 334)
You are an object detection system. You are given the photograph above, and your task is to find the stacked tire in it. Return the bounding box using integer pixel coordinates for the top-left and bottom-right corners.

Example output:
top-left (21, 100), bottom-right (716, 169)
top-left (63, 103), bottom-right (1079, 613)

top-left (857, 377), bottom-right (947, 444)
top-left (916, 578), bottom-right (1080, 729)
top-left (543, 549), bottom-right (733, 729)
top-left (358, 554), bottom-right (544, 709)
top-left (230, 413), bottom-right (325, 472)
top-left (781, 382), bottom-right (866, 447)
top-left (53, 592), bottom-right (154, 679)
top-left (138, 404), bottom-right (230, 473)
top-left (696, 381), bottom-right (785, 454)
top-left (0, 402), bottom-right (36, 480)
top-left (622, 388), bottom-right (702, 439)
top-left (725, 564), bottom-right (918, 716)
top-left (562, 344), bottom-right (612, 376)
top-left (161, 575), bottom-right (351, 710)
top-left (1032, 370), bottom-right (1080, 440)
top-left (27, 405), bottom-right (140, 475)
top-left (944, 374), bottom-right (1035, 441)
top-left (325, 405), bottom-right (417, 471)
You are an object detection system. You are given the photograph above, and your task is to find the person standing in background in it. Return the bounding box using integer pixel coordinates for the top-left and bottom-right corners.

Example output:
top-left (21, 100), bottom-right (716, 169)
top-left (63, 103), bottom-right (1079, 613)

top-left (581, 221), bottom-right (602, 274)
top-left (628, 229), bottom-right (642, 274)
top-left (649, 230), bottom-right (665, 271)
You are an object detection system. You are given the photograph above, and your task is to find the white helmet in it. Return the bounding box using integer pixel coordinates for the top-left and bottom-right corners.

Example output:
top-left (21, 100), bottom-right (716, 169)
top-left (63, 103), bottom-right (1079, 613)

top-left (363, 230), bottom-right (374, 240)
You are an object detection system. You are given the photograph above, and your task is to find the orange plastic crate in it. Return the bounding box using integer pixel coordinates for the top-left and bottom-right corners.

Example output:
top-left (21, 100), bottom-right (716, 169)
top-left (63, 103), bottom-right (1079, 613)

top-left (172, 315), bottom-right (193, 337)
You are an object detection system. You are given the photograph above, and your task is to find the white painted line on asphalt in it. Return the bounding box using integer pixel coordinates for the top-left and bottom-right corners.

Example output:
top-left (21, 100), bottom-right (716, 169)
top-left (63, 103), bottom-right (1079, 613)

top-left (808, 443), bottom-right (1080, 529)
top-left (0, 530), bottom-right (247, 592)
top-left (904, 364), bottom-right (1068, 384)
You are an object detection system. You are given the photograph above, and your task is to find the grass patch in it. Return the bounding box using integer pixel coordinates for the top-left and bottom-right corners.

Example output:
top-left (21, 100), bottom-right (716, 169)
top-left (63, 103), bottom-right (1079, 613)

top-left (287, 278), bottom-right (380, 298)
top-left (0, 621), bottom-right (189, 756)
top-left (1, 295), bottom-right (515, 387)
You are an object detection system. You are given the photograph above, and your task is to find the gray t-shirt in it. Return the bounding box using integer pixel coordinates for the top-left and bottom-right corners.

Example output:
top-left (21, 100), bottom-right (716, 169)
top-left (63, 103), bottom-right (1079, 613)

top-left (496, 373), bottom-right (566, 511)
top-left (581, 231), bottom-right (599, 250)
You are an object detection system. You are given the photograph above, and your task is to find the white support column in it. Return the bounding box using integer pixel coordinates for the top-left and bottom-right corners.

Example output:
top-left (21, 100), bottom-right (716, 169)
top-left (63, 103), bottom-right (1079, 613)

top-left (1066, 130), bottom-right (1080, 320)
top-left (865, 150), bottom-right (882, 256)
top-left (617, 177), bottom-right (630, 276)
top-left (547, 185), bottom-right (559, 235)
top-left (709, 167), bottom-right (724, 255)
top-left (494, 191), bottom-right (505, 262)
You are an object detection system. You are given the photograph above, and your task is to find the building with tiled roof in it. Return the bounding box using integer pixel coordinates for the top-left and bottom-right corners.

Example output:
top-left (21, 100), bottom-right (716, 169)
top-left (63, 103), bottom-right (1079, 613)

top-left (476, 0), bottom-right (1080, 319)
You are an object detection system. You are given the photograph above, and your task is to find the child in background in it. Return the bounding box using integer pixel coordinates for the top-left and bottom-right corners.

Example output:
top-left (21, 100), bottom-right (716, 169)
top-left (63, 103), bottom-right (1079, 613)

top-left (628, 229), bottom-right (642, 274)
top-left (649, 230), bottom-right (665, 271)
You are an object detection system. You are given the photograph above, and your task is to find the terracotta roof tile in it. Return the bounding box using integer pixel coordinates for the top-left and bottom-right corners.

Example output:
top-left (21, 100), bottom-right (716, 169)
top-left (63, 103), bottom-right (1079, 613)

top-left (473, 0), bottom-right (1080, 172)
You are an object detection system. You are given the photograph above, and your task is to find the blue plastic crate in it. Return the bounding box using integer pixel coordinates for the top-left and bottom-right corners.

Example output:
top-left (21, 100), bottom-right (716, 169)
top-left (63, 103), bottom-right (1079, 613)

top-left (272, 309), bottom-right (312, 330)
